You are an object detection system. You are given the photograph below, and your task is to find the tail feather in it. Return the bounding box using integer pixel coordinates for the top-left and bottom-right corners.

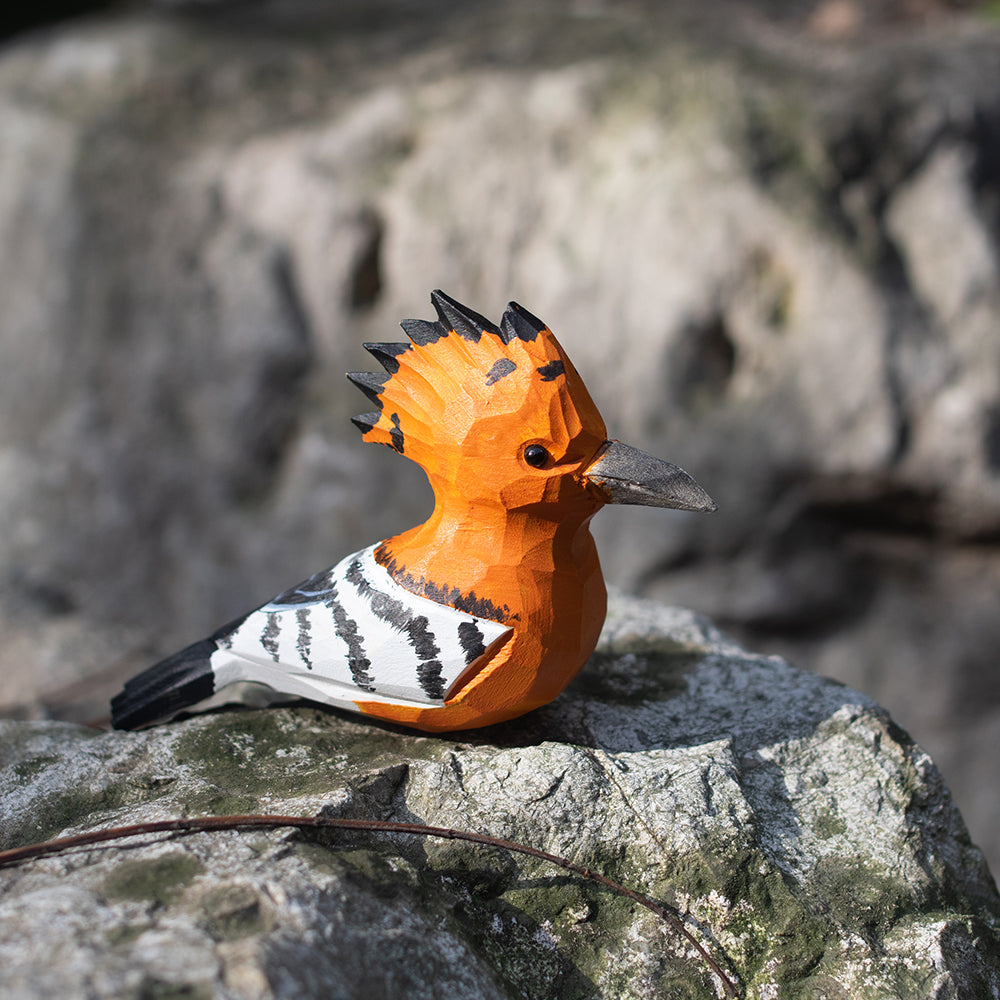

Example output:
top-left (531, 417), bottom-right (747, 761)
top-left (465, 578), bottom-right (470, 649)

top-left (111, 639), bottom-right (217, 730)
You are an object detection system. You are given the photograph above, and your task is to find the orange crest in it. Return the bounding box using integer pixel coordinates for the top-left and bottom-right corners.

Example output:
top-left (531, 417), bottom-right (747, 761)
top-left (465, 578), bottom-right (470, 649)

top-left (349, 291), bottom-right (608, 514)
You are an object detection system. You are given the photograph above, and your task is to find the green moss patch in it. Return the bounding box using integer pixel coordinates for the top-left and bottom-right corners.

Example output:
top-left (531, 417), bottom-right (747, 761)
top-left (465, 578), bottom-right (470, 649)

top-left (10, 755), bottom-right (61, 783)
top-left (172, 707), bottom-right (442, 814)
top-left (3, 769), bottom-right (140, 850)
top-left (103, 851), bottom-right (204, 905)
top-left (809, 856), bottom-right (913, 938)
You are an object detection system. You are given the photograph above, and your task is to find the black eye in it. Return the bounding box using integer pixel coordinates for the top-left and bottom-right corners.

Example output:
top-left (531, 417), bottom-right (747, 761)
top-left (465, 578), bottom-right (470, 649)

top-left (523, 444), bottom-right (550, 468)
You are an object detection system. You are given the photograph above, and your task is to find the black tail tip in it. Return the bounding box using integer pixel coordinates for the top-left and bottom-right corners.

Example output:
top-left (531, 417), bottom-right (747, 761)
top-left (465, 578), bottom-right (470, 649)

top-left (110, 639), bottom-right (217, 730)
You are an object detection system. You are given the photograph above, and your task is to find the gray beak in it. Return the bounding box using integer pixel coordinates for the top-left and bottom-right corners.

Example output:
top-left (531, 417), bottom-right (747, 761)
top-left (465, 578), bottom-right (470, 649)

top-left (584, 440), bottom-right (717, 512)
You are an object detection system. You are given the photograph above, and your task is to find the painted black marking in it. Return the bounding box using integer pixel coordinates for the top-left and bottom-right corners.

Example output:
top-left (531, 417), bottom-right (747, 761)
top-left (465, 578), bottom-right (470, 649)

top-left (485, 358), bottom-right (517, 385)
top-left (416, 655), bottom-right (446, 701)
top-left (270, 567), bottom-right (339, 607)
top-left (402, 614), bottom-right (437, 661)
top-left (347, 371), bottom-right (387, 409)
top-left (326, 581), bottom-right (375, 691)
top-left (375, 546), bottom-right (518, 624)
top-left (431, 289), bottom-right (501, 342)
top-left (346, 558), bottom-right (446, 700)
top-left (536, 359), bottom-right (565, 381)
top-left (448, 587), bottom-right (513, 623)
top-left (261, 613), bottom-right (281, 661)
top-left (500, 301), bottom-right (546, 343)
top-left (401, 317), bottom-right (447, 346)
top-left (389, 412), bottom-right (405, 454)
top-left (457, 621), bottom-right (487, 664)
top-left (296, 608), bottom-right (313, 669)
top-left (351, 411), bottom-right (380, 434)
top-left (364, 341), bottom-right (409, 374)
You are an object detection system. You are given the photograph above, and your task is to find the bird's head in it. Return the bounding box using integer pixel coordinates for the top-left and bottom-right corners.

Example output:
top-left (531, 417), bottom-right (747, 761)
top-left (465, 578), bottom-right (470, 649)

top-left (349, 291), bottom-right (715, 520)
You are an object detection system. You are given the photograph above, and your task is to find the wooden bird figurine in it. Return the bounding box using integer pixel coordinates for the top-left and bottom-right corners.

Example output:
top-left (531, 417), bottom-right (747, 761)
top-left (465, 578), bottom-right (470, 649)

top-left (111, 291), bottom-right (715, 733)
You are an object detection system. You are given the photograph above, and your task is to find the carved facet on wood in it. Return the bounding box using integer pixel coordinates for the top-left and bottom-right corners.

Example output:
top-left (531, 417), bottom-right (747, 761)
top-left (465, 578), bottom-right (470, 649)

top-left (111, 291), bottom-right (716, 732)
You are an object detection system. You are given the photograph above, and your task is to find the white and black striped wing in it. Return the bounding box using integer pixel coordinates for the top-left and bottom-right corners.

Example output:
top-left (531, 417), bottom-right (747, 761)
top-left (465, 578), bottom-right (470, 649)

top-left (209, 545), bottom-right (511, 707)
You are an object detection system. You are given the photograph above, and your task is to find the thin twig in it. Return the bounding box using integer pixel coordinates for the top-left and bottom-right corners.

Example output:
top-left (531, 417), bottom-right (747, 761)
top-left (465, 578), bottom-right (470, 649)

top-left (0, 814), bottom-right (738, 997)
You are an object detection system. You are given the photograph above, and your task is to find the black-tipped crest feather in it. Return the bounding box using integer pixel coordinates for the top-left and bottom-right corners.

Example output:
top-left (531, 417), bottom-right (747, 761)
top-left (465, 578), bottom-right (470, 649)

top-left (363, 341), bottom-right (409, 374)
top-left (351, 411), bottom-right (381, 433)
top-left (500, 301), bottom-right (546, 343)
top-left (346, 371), bottom-right (388, 408)
top-left (430, 289), bottom-right (501, 341)
top-left (401, 318), bottom-right (447, 346)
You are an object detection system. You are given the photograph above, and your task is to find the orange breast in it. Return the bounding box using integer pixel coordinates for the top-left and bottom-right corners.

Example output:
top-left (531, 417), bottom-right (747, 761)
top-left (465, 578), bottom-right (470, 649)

top-left (353, 512), bottom-right (606, 731)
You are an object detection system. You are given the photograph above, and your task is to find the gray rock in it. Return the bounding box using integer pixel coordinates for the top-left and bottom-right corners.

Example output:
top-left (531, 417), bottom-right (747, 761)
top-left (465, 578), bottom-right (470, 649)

top-left (1, 1), bottom-right (1000, 884)
top-left (1, 593), bottom-right (998, 999)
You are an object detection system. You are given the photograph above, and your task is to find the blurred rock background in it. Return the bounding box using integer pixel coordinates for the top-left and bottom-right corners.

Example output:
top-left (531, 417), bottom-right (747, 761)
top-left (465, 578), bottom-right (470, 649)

top-left (1, 0), bottom-right (999, 875)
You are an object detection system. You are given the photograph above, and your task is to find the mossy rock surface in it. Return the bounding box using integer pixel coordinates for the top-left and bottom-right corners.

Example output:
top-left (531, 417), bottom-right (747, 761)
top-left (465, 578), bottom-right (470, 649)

top-left (2, 594), bottom-right (998, 998)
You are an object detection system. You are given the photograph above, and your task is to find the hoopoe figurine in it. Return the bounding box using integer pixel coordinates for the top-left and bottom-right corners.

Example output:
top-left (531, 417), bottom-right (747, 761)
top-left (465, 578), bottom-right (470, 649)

top-left (112, 291), bottom-right (715, 733)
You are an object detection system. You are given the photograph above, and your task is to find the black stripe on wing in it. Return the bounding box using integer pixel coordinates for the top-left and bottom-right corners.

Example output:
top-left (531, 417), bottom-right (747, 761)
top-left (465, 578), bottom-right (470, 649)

top-left (345, 558), bottom-right (446, 701)
top-left (457, 621), bottom-right (487, 664)
top-left (326, 582), bottom-right (376, 691)
top-left (261, 612), bottom-right (282, 661)
top-left (295, 608), bottom-right (313, 669)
